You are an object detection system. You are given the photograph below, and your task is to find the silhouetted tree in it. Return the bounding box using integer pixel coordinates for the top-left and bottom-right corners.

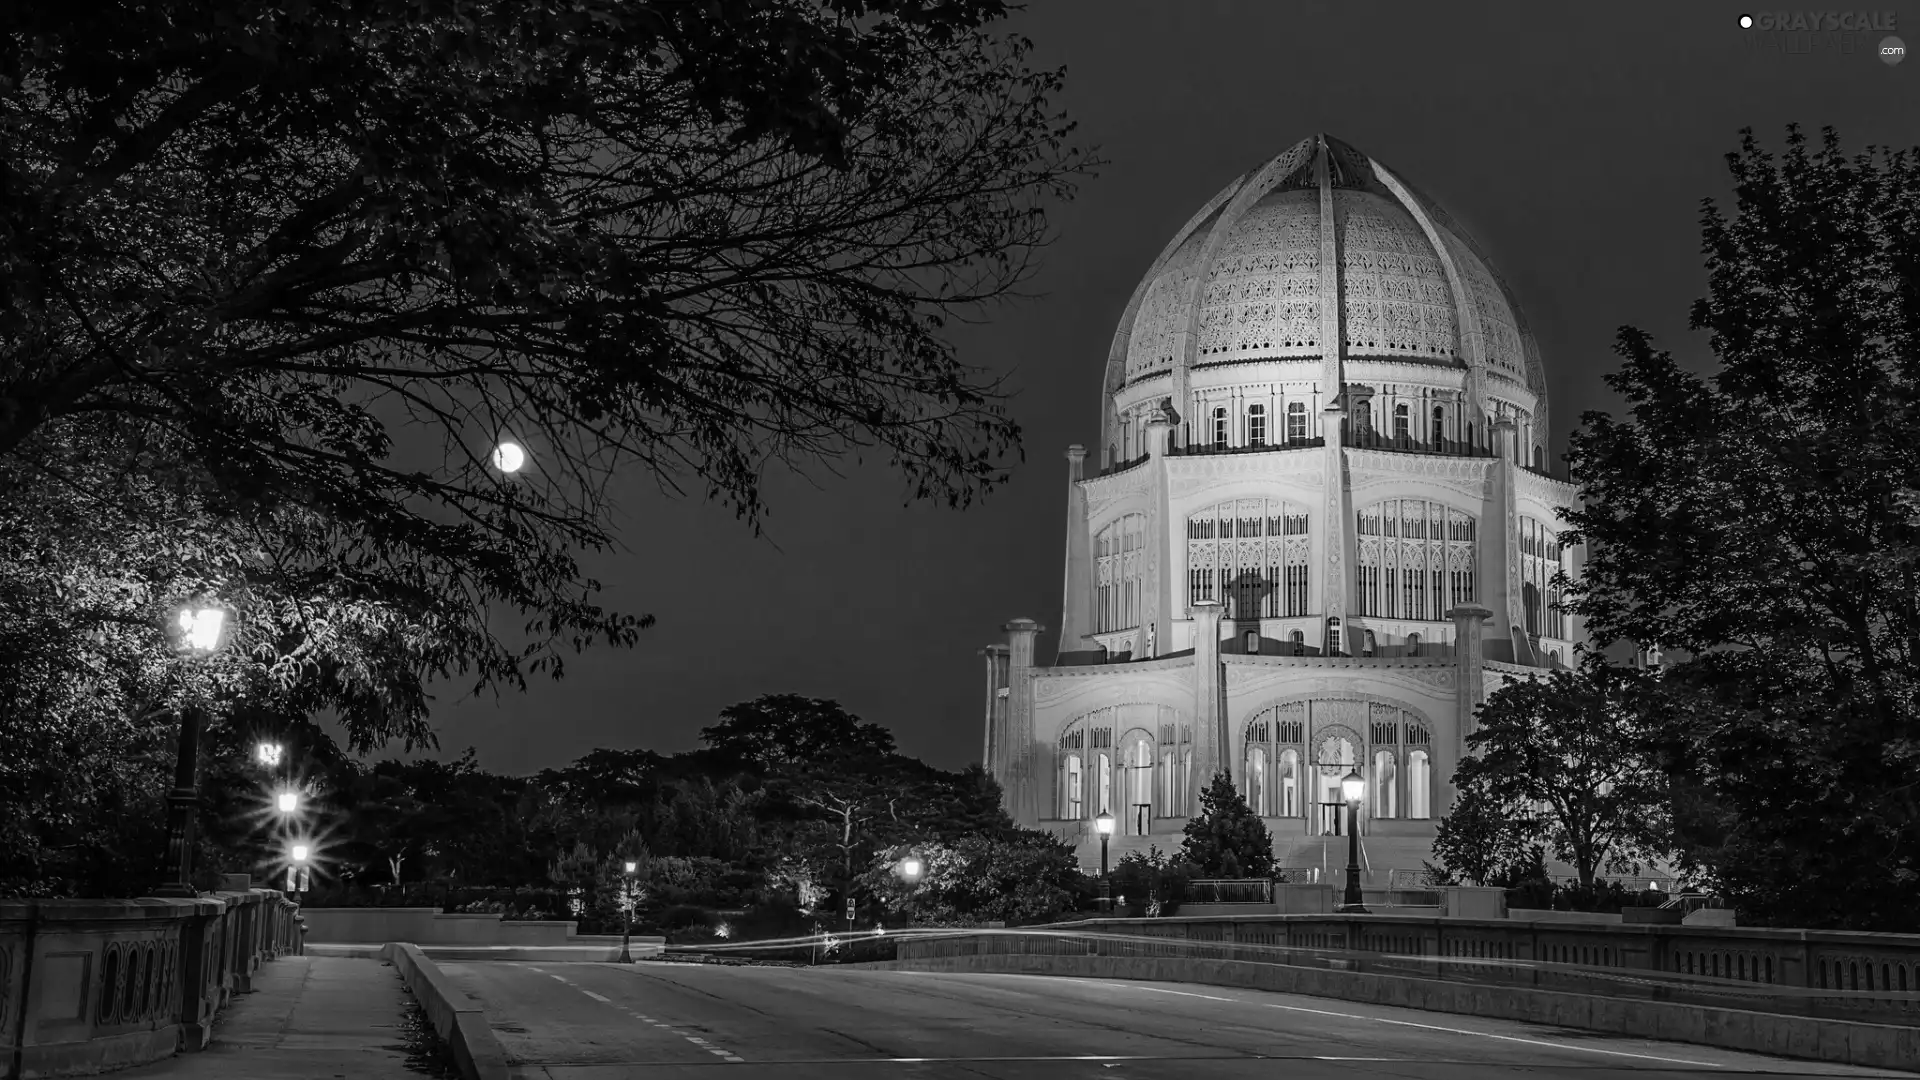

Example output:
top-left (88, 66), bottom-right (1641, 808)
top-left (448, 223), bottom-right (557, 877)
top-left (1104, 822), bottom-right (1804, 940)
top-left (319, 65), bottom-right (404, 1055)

top-left (1564, 126), bottom-right (1920, 929)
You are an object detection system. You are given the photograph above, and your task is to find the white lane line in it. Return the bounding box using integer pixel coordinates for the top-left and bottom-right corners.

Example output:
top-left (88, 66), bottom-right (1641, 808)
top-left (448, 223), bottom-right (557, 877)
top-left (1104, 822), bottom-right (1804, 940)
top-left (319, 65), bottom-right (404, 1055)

top-left (526, 966), bottom-right (546, 973)
top-left (582, 991), bottom-right (612, 1003)
top-left (539, 976), bottom-right (750, 1062)
top-left (1073, 981), bottom-right (1724, 1068)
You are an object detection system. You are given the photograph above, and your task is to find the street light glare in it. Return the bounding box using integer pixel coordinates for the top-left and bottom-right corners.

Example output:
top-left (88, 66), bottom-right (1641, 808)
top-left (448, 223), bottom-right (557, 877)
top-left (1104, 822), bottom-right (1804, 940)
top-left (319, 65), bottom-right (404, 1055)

top-left (901, 856), bottom-right (923, 881)
top-left (624, 860), bottom-right (637, 874)
top-left (1094, 810), bottom-right (1115, 836)
top-left (276, 791), bottom-right (300, 813)
top-left (491, 441), bottom-right (527, 473)
top-left (291, 844), bottom-right (310, 862)
top-left (175, 606), bottom-right (228, 653)
top-left (257, 742), bottom-right (282, 767)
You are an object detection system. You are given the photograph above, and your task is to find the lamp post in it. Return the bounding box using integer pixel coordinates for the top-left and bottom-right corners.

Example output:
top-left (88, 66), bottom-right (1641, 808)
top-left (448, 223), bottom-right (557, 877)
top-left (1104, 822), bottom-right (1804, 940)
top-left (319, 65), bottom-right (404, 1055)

top-left (1338, 769), bottom-right (1369, 914)
top-left (288, 843), bottom-right (310, 897)
top-left (1095, 810), bottom-right (1115, 913)
top-left (153, 601), bottom-right (232, 898)
top-left (899, 856), bottom-right (923, 927)
top-left (619, 860), bottom-right (637, 964)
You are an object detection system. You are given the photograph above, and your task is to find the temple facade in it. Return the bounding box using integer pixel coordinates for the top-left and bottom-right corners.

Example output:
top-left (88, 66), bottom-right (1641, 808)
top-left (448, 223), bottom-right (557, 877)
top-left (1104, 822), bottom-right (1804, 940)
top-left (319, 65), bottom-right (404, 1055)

top-left (980, 134), bottom-right (1585, 878)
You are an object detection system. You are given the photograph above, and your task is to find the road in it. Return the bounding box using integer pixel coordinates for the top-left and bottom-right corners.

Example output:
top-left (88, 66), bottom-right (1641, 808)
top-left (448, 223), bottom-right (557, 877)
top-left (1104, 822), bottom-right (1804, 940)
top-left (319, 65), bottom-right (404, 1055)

top-left (438, 958), bottom-right (1914, 1080)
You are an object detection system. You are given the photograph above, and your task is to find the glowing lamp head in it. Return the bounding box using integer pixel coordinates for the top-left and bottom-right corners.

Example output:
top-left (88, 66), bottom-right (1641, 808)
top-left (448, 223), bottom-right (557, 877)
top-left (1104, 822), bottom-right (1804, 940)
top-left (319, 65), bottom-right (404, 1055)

top-left (900, 856), bottom-right (923, 882)
top-left (491, 441), bottom-right (526, 473)
top-left (1341, 769), bottom-right (1365, 803)
top-left (291, 844), bottom-right (310, 863)
top-left (624, 860), bottom-right (637, 874)
top-left (173, 604), bottom-right (230, 655)
top-left (257, 742), bottom-right (283, 767)
top-left (1095, 811), bottom-right (1116, 836)
top-left (276, 791), bottom-right (300, 814)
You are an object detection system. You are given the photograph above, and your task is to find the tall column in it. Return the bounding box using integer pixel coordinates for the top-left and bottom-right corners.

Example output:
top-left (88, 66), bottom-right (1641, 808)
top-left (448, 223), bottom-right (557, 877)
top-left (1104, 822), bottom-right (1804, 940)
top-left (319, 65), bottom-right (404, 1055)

top-left (1447, 603), bottom-right (1493, 749)
top-left (979, 644), bottom-right (1010, 789)
top-left (1058, 446), bottom-right (1097, 662)
top-left (1191, 599), bottom-right (1226, 792)
top-left (1003, 619), bottom-right (1044, 827)
top-left (1488, 417), bottom-right (1531, 665)
top-left (1320, 404), bottom-right (1354, 651)
top-left (1141, 410), bottom-right (1174, 656)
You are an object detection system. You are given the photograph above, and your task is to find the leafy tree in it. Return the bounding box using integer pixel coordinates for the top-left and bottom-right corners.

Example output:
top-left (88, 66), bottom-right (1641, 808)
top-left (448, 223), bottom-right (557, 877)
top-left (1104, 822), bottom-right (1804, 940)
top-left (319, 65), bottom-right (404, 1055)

top-left (1436, 658), bottom-right (1671, 890)
top-left (698, 695), bottom-right (897, 775)
top-left (1562, 126), bottom-right (1920, 929)
top-left (861, 832), bottom-right (1077, 925)
top-left (1111, 847), bottom-right (1192, 917)
top-left (1178, 775), bottom-right (1274, 879)
top-left (0, 0), bottom-right (1092, 725)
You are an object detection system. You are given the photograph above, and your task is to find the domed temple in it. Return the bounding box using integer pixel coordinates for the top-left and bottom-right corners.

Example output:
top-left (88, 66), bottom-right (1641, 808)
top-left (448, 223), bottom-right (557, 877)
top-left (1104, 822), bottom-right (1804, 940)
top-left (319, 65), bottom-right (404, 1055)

top-left (979, 134), bottom-right (1585, 877)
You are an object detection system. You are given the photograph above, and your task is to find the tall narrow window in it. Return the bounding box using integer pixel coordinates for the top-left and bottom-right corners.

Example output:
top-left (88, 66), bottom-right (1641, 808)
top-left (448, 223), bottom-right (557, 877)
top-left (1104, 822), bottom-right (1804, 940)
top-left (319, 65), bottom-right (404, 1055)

top-left (1286, 401), bottom-right (1307, 443)
top-left (1212, 407), bottom-right (1228, 449)
top-left (1393, 402), bottom-right (1410, 441)
top-left (1373, 750), bottom-right (1398, 818)
top-left (1289, 630), bottom-right (1305, 656)
top-left (1408, 750), bottom-right (1432, 818)
top-left (1362, 629), bottom-right (1376, 657)
top-left (1186, 499), bottom-right (1310, 617)
top-left (1406, 632), bottom-right (1421, 657)
top-left (1095, 515), bottom-right (1147, 632)
top-left (1247, 404), bottom-right (1267, 447)
top-left (1358, 500), bottom-right (1476, 622)
top-left (1519, 517), bottom-right (1566, 640)
top-left (1279, 749), bottom-right (1300, 816)
top-left (1244, 629), bottom-right (1260, 653)
top-left (1326, 617), bottom-right (1342, 657)
top-left (1246, 746), bottom-right (1269, 816)
top-left (1431, 405), bottom-right (1444, 446)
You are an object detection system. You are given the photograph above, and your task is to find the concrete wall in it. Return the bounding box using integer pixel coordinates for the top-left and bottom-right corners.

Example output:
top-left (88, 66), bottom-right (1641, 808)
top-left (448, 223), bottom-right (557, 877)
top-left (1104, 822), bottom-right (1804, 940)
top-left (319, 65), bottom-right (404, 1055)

top-left (869, 950), bottom-right (1920, 1072)
top-left (300, 908), bottom-right (612, 947)
top-left (0, 890), bottom-right (302, 1079)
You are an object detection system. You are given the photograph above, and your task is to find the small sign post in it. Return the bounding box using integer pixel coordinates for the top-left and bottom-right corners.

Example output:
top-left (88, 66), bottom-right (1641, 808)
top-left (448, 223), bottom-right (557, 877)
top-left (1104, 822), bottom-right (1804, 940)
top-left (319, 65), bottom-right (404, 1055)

top-left (845, 895), bottom-right (855, 931)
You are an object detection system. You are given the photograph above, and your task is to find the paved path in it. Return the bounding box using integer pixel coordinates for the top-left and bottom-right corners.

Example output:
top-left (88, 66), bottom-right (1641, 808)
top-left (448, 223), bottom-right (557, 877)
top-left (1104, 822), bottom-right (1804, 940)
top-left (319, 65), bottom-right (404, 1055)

top-left (114, 955), bottom-right (432, 1080)
top-left (442, 958), bottom-right (1916, 1079)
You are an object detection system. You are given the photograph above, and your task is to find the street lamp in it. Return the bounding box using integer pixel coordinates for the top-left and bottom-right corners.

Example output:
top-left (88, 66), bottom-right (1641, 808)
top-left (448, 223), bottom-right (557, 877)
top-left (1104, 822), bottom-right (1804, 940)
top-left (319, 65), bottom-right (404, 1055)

top-left (275, 790), bottom-right (301, 814)
top-left (618, 860), bottom-right (637, 964)
top-left (256, 742), bottom-right (282, 767)
top-left (1338, 769), bottom-right (1369, 914)
top-left (901, 857), bottom-right (923, 883)
top-left (288, 843), bottom-right (311, 895)
top-left (153, 600), bottom-right (233, 898)
top-left (1095, 810), bottom-right (1116, 913)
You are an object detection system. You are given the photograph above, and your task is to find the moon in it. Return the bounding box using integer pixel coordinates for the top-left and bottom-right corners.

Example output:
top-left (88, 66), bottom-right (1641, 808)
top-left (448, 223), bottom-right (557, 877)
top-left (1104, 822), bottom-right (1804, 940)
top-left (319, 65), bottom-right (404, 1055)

top-left (491, 441), bottom-right (526, 473)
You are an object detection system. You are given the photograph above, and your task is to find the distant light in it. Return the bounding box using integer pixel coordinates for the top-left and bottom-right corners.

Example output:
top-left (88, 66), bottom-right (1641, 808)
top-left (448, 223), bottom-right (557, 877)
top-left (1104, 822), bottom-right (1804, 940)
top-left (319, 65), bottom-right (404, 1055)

top-left (624, 860), bottom-right (637, 874)
top-left (175, 605), bottom-right (229, 654)
top-left (291, 844), bottom-right (310, 862)
top-left (1738, 14), bottom-right (1752, 28)
top-left (276, 791), bottom-right (299, 814)
top-left (491, 441), bottom-right (526, 473)
top-left (257, 742), bottom-right (283, 767)
top-left (901, 857), bottom-right (923, 882)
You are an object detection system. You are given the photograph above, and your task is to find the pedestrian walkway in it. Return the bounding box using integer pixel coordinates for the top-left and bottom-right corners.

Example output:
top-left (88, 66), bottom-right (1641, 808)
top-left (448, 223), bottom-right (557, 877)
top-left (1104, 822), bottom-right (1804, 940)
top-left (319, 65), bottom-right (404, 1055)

top-left (115, 955), bottom-right (434, 1080)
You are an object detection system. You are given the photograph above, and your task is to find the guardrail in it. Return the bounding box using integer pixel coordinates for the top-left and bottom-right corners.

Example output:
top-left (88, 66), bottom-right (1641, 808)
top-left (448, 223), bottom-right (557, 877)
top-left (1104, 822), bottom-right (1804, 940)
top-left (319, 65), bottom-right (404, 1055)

top-left (0, 889), bottom-right (303, 1079)
top-left (1186, 880), bottom-right (1273, 905)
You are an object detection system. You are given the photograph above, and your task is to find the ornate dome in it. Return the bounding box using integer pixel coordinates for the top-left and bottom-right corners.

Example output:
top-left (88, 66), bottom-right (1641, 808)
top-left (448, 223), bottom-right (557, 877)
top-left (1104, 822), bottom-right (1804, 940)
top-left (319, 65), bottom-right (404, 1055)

top-left (1105, 134), bottom-right (1547, 417)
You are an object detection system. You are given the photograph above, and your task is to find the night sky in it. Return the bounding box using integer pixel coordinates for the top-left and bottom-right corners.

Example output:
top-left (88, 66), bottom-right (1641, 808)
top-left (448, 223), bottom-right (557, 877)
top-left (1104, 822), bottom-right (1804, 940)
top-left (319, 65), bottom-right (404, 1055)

top-left (385, 1), bottom-right (1914, 776)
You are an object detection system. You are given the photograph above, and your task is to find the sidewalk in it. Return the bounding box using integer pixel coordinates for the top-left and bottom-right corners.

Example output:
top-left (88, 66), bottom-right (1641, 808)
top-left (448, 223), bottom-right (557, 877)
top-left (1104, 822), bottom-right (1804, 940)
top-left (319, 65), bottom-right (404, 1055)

top-left (115, 955), bottom-right (435, 1080)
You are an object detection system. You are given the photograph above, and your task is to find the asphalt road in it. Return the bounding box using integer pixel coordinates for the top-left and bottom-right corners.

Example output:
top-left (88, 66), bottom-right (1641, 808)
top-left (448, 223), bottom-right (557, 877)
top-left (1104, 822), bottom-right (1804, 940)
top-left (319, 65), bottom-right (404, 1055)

top-left (439, 959), bottom-right (1913, 1080)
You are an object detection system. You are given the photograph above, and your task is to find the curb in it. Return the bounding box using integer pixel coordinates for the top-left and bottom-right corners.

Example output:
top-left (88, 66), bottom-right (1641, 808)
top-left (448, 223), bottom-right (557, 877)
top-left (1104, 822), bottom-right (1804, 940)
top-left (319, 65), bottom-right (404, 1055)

top-left (380, 943), bottom-right (513, 1080)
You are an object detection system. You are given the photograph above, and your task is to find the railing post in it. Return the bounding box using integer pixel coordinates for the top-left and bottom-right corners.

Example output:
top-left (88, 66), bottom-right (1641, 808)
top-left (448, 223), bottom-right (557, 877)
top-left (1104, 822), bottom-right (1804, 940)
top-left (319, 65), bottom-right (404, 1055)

top-left (176, 902), bottom-right (219, 1052)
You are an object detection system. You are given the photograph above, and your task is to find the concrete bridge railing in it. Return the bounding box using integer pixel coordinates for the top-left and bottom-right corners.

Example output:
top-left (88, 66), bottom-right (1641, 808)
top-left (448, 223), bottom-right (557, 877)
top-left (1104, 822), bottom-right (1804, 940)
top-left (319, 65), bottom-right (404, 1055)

top-left (0, 889), bottom-right (303, 1079)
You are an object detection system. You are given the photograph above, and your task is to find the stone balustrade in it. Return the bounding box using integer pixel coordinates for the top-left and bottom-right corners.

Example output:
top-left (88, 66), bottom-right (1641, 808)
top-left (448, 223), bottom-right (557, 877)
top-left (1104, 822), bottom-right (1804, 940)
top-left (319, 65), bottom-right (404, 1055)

top-left (0, 888), bottom-right (304, 1079)
top-left (961, 913), bottom-right (1920, 1023)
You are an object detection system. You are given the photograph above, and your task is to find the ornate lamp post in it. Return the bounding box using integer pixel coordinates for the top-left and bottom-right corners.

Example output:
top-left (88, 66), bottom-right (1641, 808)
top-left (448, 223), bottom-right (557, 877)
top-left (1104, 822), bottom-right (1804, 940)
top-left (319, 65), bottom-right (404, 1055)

top-left (1338, 769), bottom-right (1369, 914)
top-left (619, 860), bottom-right (637, 964)
top-left (1095, 810), bottom-right (1116, 913)
top-left (153, 601), bottom-right (233, 898)
top-left (898, 855), bottom-right (923, 927)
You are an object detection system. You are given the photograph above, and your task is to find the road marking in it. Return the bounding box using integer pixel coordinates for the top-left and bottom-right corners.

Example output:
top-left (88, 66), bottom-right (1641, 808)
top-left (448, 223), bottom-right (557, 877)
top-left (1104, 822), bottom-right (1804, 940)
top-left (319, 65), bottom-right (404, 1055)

top-left (1073, 980), bottom-right (1725, 1068)
top-left (534, 974), bottom-right (750, 1063)
top-left (526, 966), bottom-right (546, 973)
top-left (582, 991), bottom-right (611, 1003)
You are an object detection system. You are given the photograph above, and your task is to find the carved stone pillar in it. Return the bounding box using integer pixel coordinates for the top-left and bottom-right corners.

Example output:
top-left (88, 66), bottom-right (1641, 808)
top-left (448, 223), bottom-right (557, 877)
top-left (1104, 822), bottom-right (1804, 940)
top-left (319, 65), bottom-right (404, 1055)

top-left (1190, 599), bottom-right (1226, 792)
top-left (1002, 619), bottom-right (1043, 827)
top-left (1447, 603), bottom-right (1493, 747)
